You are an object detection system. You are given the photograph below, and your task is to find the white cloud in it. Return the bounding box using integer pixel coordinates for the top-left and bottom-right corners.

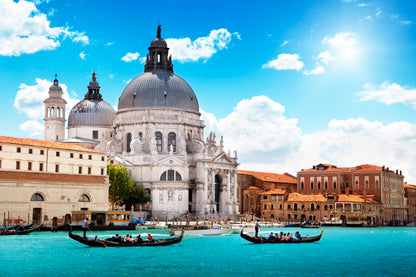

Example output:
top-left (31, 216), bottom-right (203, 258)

top-left (400, 20), bottom-right (412, 25)
top-left (121, 52), bottom-right (139, 62)
top-left (280, 40), bottom-right (290, 47)
top-left (323, 32), bottom-right (357, 48)
top-left (263, 54), bottom-right (304, 71)
top-left (14, 78), bottom-right (80, 137)
top-left (79, 52), bottom-right (86, 60)
top-left (303, 66), bottom-right (325, 75)
top-left (356, 82), bottom-right (416, 108)
top-left (358, 3), bottom-right (370, 7)
top-left (210, 97), bottom-right (416, 183)
top-left (139, 57), bottom-right (146, 64)
top-left (317, 51), bottom-right (336, 64)
top-left (0, 0), bottom-right (88, 56)
top-left (166, 28), bottom-right (240, 62)
top-left (20, 120), bottom-right (44, 137)
top-left (375, 9), bottom-right (382, 16)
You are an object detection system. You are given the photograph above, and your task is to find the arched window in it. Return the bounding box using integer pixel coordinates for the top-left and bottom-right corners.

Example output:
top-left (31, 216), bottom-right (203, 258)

top-left (126, 133), bottom-right (132, 153)
top-left (318, 182), bottom-right (321, 189)
top-left (168, 132), bottom-right (176, 152)
top-left (294, 203), bottom-right (298, 211)
top-left (160, 170), bottom-right (182, 181)
top-left (78, 194), bottom-right (90, 202)
top-left (155, 132), bottom-right (162, 152)
top-left (311, 203), bottom-right (315, 211)
top-left (31, 193), bottom-right (44, 201)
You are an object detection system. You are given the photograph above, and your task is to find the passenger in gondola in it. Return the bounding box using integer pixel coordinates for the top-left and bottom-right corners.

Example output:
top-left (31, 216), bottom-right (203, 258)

top-left (135, 234), bottom-right (143, 243)
top-left (293, 231), bottom-right (301, 241)
top-left (147, 233), bottom-right (154, 242)
top-left (110, 234), bottom-right (122, 242)
top-left (124, 234), bottom-right (134, 243)
top-left (286, 232), bottom-right (292, 240)
top-left (268, 232), bottom-right (275, 240)
top-left (274, 233), bottom-right (280, 240)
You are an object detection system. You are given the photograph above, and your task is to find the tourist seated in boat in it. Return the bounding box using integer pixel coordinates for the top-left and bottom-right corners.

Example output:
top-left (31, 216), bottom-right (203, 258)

top-left (274, 233), bottom-right (280, 240)
top-left (268, 232), bottom-right (276, 240)
top-left (109, 234), bottom-right (122, 242)
top-left (124, 234), bottom-right (134, 243)
top-left (147, 233), bottom-right (154, 242)
top-left (293, 231), bottom-right (302, 241)
top-left (135, 234), bottom-right (143, 243)
top-left (286, 232), bottom-right (292, 240)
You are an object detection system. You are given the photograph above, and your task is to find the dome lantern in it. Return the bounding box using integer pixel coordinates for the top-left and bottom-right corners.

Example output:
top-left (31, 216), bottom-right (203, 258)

top-left (144, 25), bottom-right (173, 73)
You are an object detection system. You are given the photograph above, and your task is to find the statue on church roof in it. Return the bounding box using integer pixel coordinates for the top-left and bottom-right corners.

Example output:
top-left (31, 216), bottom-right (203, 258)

top-left (92, 71), bottom-right (97, 82)
top-left (157, 25), bottom-right (162, 38)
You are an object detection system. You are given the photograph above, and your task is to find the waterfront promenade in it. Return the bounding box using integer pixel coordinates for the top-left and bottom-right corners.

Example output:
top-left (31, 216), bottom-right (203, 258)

top-left (0, 227), bottom-right (415, 276)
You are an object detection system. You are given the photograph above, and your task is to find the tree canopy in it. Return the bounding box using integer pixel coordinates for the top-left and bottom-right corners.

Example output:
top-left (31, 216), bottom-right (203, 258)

top-left (107, 164), bottom-right (150, 210)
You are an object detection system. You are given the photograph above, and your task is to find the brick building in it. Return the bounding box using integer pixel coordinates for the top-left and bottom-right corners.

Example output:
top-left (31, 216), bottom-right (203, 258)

top-left (297, 163), bottom-right (406, 225)
top-left (404, 183), bottom-right (416, 224)
top-left (238, 170), bottom-right (297, 219)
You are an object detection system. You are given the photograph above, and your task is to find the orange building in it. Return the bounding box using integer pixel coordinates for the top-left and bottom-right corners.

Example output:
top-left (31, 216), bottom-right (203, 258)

top-left (238, 170), bottom-right (297, 219)
top-left (404, 183), bottom-right (416, 224)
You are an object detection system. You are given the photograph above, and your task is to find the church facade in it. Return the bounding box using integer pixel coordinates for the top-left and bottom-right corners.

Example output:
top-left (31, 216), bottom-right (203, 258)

top-left (47, 27), bottom-right (239, 218)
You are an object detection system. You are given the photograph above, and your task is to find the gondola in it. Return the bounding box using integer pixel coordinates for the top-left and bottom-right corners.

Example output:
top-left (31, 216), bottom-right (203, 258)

top-left (240, 230), bottom-right (324, 244)
top-left (0, 226), bottom-right (38, 236)
top-left (68, 230), bottom-right (184, 247)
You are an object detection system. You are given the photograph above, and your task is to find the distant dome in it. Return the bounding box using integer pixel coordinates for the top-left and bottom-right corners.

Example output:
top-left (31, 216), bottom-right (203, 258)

top-left (68, 71), bottom-right (116, 127)
top-left (118, 72), bottom-right (199, 112)
top-left (49, 77), bottom-right (62, 92)
top-left (117, 26), bottom-right (199, 113)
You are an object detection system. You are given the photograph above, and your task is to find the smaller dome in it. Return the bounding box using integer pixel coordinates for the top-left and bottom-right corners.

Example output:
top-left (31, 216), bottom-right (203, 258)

top-left (68, 99), bottom-right (116, 128)
top-left (150, 37), bottom-right (167, 48)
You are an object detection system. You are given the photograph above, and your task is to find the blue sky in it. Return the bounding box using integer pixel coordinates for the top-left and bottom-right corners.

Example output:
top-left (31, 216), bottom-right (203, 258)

top-left (2, 0), bottom-right (416, 182)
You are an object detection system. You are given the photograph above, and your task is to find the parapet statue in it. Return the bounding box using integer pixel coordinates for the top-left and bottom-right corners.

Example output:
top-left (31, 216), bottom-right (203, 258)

top-left (157, 25), bottom-right (162, 38)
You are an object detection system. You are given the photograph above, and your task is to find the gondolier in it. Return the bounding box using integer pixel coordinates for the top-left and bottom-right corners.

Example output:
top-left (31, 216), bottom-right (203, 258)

top-left (82, 217), bottom-right (89, 238)
top-left (255, 220), bottom-right (260, 237)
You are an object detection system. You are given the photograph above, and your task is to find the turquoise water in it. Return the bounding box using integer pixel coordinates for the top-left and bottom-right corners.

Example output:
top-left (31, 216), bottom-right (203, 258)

top-left (1, 227), bottom-right (415, 276)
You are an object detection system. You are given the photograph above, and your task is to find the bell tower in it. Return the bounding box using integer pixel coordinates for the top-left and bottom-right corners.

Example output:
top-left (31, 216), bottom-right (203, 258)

top-left (44, 75), bottom-right (67, 141)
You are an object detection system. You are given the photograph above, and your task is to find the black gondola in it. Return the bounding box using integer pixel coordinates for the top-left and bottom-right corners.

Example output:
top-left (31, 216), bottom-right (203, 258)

top-left (68, 230), bottom-right (184, 247)
top-left (240, 230), bottom-right (324, 244)
top-left (0, 226), bottom-right (38, 236)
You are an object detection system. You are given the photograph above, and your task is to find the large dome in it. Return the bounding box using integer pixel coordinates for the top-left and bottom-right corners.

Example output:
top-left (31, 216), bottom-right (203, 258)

top-left (118, 71), bottom-right (199, 112)
top-left (68, 99), bottom-right (116, 127)
top-left (68, 71), bottom-right (116, 128)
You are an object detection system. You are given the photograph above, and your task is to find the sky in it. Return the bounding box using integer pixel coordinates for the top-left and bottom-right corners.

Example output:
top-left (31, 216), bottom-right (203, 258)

top-left (1, 0), bottom-right (416, 183)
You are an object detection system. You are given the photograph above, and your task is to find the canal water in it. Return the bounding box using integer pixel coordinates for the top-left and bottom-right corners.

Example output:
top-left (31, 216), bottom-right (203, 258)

top-left (0, 227), bottom-right (415, 276)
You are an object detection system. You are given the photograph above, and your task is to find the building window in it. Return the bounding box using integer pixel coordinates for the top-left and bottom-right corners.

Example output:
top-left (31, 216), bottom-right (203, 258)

top-left (79, 154), bottom-right (83, 159)
top-left (40, 150), bottom-right (44, 155)
top-left (29, 149), bottom-right (33, 154)
top-left (79, 194), bottom-right (90, 202)
top-left (294, 203), bottom-right (298, 211)
top-left (160, 170), bottom-right (182, 181)
top-left (16, 161), bottom-right (20, 170)
top-left (88, 167), bottom-right (91, 175)
top-left (70, 153), bottom-right (74, 158)
top-left (318, 182), bottom-right (321, 189)
top-left (324, 205), bottom-right (328, 210)
top-left (39, 163), bottom-right (44, 172)
top-left (311, 182), bottom-right (314, 190)
top-left (78, 167), bottom-right (82, 174)
top-left (0, 145), bottom-right (2, 151)
top-left (329, 204), bottom-right (333, 209)
top-left (31, 193), bottom-right (44, 201)
top-left (365, 180), bottom-right (369, 189)
top-left (92, 130), bottom-right (99, 140)
top-left (375, 180), bottom-right (379, 189)
top-left (263, 196), bottom-right (268, 200)
top-left (333, 182), bottom-right (337, 189)
top-left (325, 182), bottom-right (328, 189)
top-left (301, 182), bottom-right (304, 189)
top-left (264, 204), bottom-right (267, 210)
top-left (28, 162), bottom-right (32, 171)
top-left (17, 147), bottom-right (21, 153)
top-left (101, 156), bottom-right (105, 161)
top-left (101, 168), bottom-right (104, 175)
top-left (126, 133), bottom-right (132, 153)
top-left (88, 155), bottom-right (92, 160)
top-left (155, 132), bottom-right (162, 152)
top-left (287, 204), bottom-right (291, 210)
top-left (56, 151), bottom-right (60, 157)
top-left (168, 132), bottom-right (176, 152)
top-left (55, 164), bottom-right (59, 173)
top-left (0, 160), bottom-right (2, 168)
top-left (279, 204), bottom-right (283, 210)
top-left (271, 204), bottom-right (274, 210)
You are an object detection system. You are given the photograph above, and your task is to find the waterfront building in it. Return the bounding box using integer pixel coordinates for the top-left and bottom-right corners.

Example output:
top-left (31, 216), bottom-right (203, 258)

top-left (297, 163), bottom-right (407, 225)
top-left (43, 27), bottom-right (239, 218)
top-left (0, 136), bottom-right (109, 225)
top-left (404, 183), bottom-right (416, 224)
top-left (238, 170), bottom-right (297, 218)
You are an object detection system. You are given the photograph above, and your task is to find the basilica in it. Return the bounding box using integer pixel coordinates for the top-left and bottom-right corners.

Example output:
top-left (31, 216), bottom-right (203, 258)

top-left (44, 27), bottom-right (239, 218)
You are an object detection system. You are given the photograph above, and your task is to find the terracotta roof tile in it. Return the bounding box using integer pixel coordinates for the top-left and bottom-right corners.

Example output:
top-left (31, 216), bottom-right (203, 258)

top-left (337, 193), bottom-right (379, 204)
top-left (238, 170), bottom-right (297, 184)
top-left (260, 189), bottom-right (286, 195)
top-left (286, 193), bottom-right (327, 202)
top-left (0, 135), bottom-right (102, 153)
top-left (245, 186), bottom-right (263, 190)
top-left (404, 183), bottom-right (416, 189)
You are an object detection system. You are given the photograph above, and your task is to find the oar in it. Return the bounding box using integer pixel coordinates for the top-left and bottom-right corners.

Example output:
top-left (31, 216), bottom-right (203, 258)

top-left (87, 226), bottom-right (108, 248)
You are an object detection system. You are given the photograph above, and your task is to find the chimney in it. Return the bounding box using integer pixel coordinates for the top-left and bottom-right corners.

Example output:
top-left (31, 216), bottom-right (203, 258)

top-left (400, 170), bottom-right (402, 175)
top-left (313, 166), bottom-right (316, 169)
top-left (396, 169), bottom-right (398, 174)
top-left (346, 187), bottom-right (349, 196)
top-left (382, 165), bottom-right (385, 171)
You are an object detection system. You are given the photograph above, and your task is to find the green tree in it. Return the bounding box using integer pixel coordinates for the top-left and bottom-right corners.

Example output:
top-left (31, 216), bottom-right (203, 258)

top-left (107, 163), bottom-right (134, 209)
top-left (122, 183), bottom-right (151, 211)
